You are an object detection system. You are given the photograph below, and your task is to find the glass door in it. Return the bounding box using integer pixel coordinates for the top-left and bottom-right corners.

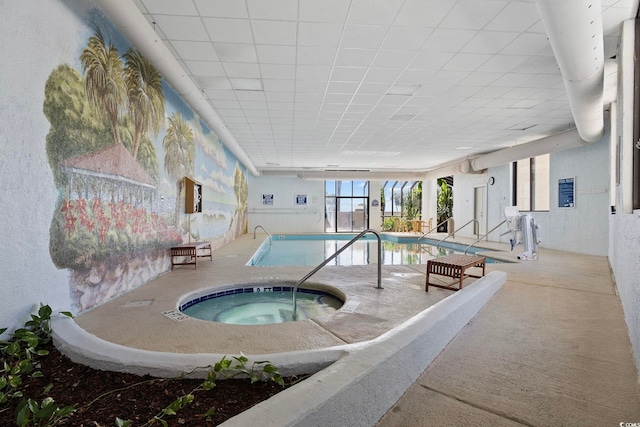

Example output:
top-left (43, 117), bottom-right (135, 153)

top-left (325, 181), bottom-right (369, 232)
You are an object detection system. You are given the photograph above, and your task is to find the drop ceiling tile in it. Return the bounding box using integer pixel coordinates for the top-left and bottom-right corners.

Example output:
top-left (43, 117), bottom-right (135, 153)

top-left (296, 65), bottom-right (332, 81)
top-left (297, 46), bottom-right (338, 65)
top-left (421, 28), bottom-right (477, 53)
top-left (295, 81), bottom-right (328, 93)
top-left (511, 56), bottom-right (559, 74)
top-left (395, 0), bottom-right (456, 27)
top-left (327, 81), bottom-right (360, 93)
top-left (185, 60), bottom-right (225, 76)
top-left (235, 90), bottom-right (266, 101)
top-left (334, 48), bottom-right (377, 67)
top-left (295, 102), bottom-right (322, 111)
top-left (299, 0), bottom-right (350, 23)
top-left (502, 87), bottom-right (542, 99)
top-left (331, 67), bottom-right (368, 82)
top-left (204, 89), bottom-right (236, 100)
top-left (246, 0), bottom-right (298, 20)
top-left (298, 22), bottom-right (343, 46)
top-left (251, 20), bottom-right (297, 45)
top-left (170, 41), bottom-right (219, 61)
top-left (341, 25), bottom-right (389, 49)
top-left (478, 54), bottom-right (530, 73)
top-left (296, 92), bottom-right (325, 102)
top-left (194, 0), bottom-right (249, 18)
top-left (152, 15), bottom-right (209, 41)
top-left (266, 91), bottom-right (295, 102)
top-left (462, 31), bottom-right (520, 54)
top-left (212, 99), bottom-right (241, 109)
top-left (371, 50), bottom-right (416, 69)
top-left (213, 43), bottom-right (258, 62)
top-left (141, 0), bottom-right (198, 15)
top-left (501, 33), bottom-right (550, 56)
top-left (443, 53), bottom-right (493, 71)
top-left (348, 0), bottom-right (403, 25)
top-left (393, 69), bottom-right (430, 85)
top-left (381, 26), bottom-right (433, 51)
top-left (196, 76), bottom-right (231, 89)
top-left (263, 78), bottom-right (295, 92)
top-left (216, 108), bottom-right (244, 116)
top-left (357, 82), bottom-right (391, 95)
top-left (267, 101), bottom-right (294, 111)
top-left (440, 0), bottom-right (507, 30)
top-left (408, 51), bottom-right (455, 70)
top-left (256, 45), bottom-right (297, 64)
top-left (260, 64), bottom-right (296, 79)
top-left (203, 18), bottom-right (253, 43)
top-left (352, 93), bottom-right (383, 104)
top-left (441, 85), bottom-right (482, 98)
top-left (490, 72), bottom-right (533, 87)
top-left (223, 62), bottom-right (261, 78)
top-left (459, 71), bottom-right (502, 86)
top-left (324, 93), bottom-right (354, 103)
top-left (472, 86), bottom-right (511, 98)
top-left (520, 73), bottom-right (563, 89)
top-left (486, 2), bottom-right (540, 32)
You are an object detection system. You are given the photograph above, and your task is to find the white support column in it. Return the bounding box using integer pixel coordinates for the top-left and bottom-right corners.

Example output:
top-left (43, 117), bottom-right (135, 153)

top-left (618, 19), bottom-right (636, 214)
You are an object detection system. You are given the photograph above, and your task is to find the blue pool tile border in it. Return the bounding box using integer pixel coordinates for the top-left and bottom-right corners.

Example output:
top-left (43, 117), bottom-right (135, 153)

top-left (179, 287), bottom-right (340, 311)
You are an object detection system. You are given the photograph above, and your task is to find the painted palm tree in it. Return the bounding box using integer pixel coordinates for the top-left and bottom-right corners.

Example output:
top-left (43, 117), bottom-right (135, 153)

top-left (163, 112), bottom-right (194, 224)
top-left (80, 30), bottom-right (127, 146)
top-left (123, 48), bottom-right (165, 159)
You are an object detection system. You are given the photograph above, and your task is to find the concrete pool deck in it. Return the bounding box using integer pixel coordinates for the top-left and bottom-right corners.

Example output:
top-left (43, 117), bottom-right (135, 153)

top-left (51, 233), bottom-right (640, 426)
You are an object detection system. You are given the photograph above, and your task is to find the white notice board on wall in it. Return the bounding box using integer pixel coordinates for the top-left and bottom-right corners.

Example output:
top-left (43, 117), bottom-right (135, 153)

top-left (558, 177), bottom-right (575, 208)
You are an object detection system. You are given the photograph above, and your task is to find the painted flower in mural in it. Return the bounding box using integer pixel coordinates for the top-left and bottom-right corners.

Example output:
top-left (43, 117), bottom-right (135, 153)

top-left (51, 197), bottom-right (181, 270)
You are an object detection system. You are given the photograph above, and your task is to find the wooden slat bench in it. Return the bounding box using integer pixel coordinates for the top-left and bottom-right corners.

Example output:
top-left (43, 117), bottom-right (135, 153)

top-left (170, 242), bottom-right (212, 270)
top-left (425, 254), bottom-right (486, 292)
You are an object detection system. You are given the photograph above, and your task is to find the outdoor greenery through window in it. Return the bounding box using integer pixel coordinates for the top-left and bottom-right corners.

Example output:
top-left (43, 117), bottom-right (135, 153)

top-left (381, 181), bottom-right (422, 231)
top-left (513, 153), bottom-right (550, 211)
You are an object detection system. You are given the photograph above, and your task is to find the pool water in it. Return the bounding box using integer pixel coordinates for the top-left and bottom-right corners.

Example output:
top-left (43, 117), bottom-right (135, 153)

top-left (182, 288), bottom-right (343, 325)
top-left (248, 235), bottom-right (485, 267)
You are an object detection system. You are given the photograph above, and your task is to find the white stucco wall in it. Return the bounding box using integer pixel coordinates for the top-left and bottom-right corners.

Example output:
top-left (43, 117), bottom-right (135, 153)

top-left (610, 19), bottom-right (640, 381)
top-left (452, 165), bottom-right (512, 244)
top-left (247, 176), bottom-right (326, 233)
top-left (544, 137), bottom-right (610, 254)
top-left (0, 1), bottom-right (93, 332)
top-left (453, 136), bottom-right (609, 256)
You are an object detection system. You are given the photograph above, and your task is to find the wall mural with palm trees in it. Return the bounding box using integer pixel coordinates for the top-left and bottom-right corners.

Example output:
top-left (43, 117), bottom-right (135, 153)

top-left (43, 9), bottom-right (249, 312)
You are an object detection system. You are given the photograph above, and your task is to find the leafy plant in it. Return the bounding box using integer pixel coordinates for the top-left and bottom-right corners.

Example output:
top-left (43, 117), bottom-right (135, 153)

top-left (116, 354), bottom-right (285, 426)
top-left (0, 304), bottom-right (74, 426)
top-left (214, 354), bottom-right (284, 386)
top-left (437, 178), bottom-right (453, 230)
top-left (14, 397), bottom-right (74, 427)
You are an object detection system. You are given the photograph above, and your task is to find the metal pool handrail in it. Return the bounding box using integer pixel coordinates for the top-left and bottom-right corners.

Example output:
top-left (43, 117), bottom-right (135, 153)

top-left (292, 229), bottom-right (383, 318)
top-left (463, 219), bottom-right (506, 255)
top-left (416, 218), bottom-right (449, 245)
top-left (435, 219), bottom-right (479, 250)
top-left (253, 225), bottom-right (272, 248)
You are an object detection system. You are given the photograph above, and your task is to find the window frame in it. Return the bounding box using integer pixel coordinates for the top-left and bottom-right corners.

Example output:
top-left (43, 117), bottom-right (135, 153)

top-left (512, 153), bottom-right (550, 212)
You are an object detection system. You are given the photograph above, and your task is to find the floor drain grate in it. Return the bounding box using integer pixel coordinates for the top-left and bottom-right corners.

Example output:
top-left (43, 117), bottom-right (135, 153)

top-left (124, 300), bottom-right (154, 307)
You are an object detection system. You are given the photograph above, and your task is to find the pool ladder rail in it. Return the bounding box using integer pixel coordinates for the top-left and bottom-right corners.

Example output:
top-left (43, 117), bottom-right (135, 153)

top-left (292, 229), bottom-right (383, 318)
top-left (253, 225), bottom-right (272, 248)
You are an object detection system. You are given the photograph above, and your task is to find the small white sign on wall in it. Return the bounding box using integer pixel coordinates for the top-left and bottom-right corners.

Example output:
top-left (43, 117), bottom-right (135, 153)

top-left (295, 194), bottom-right (307, 205)
top-left (262, 194), bottom-right (274, 205)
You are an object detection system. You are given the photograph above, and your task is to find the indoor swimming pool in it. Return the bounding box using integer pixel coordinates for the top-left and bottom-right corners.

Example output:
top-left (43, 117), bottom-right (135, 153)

top-left (247, 234), bottom-right (495, 267)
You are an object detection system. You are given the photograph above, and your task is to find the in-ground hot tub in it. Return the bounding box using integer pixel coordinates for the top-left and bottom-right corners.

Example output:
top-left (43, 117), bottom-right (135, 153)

top-left (179, 283), bottom-right (344, 325)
